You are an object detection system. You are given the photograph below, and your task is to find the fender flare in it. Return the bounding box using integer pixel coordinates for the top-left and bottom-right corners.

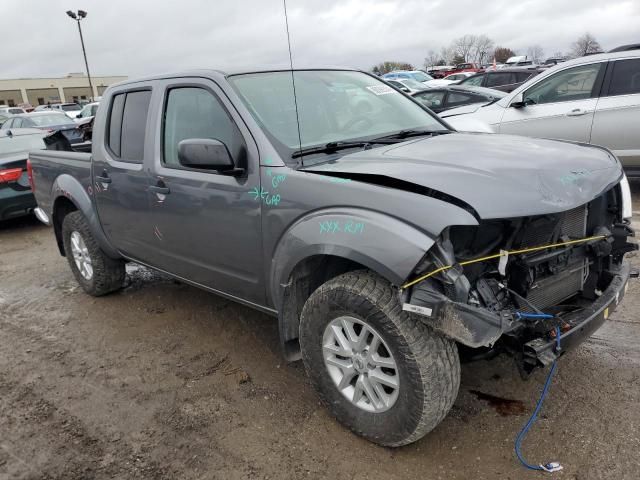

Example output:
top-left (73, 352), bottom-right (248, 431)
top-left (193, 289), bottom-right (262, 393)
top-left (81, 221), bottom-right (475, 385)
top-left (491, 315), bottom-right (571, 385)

top-left (270, 208), bottom-right (438, 310)
top-left (51, 174), bottom-right (120, 259)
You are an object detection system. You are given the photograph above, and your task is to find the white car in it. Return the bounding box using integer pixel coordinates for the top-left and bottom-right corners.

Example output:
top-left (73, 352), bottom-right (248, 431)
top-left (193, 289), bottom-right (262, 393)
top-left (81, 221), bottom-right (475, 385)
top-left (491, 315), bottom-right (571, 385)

top-left (0, 106), bottom-right (26, 116)
top-left (423, 72), bottom-right (476, 88)
top-left (386, 78), bottom-right (428, 93)
top-left (50, 103), bottom-right (83, 119)
top-left (74, 102), bottom-right (100, 122)
top-left (439, 50), bottom-right (640, 175)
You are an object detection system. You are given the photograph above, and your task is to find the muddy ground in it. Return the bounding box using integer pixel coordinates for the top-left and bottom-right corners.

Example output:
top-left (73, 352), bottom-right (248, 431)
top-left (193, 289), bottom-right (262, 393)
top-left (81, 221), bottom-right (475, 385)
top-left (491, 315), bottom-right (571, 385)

top-left (1, 186), bottom-right (639, 480)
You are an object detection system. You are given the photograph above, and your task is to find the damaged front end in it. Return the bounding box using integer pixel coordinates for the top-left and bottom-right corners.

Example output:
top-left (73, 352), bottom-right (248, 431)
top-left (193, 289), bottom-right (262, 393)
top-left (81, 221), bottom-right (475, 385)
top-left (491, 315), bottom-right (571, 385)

top-left (401, 181), bottom-right (638, 375)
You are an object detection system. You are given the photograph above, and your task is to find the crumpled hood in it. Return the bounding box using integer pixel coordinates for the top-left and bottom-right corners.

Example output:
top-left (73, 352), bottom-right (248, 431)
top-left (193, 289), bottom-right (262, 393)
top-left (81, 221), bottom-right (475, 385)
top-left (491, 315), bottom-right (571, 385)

top-left (305, 133), bottom-right (622, 219)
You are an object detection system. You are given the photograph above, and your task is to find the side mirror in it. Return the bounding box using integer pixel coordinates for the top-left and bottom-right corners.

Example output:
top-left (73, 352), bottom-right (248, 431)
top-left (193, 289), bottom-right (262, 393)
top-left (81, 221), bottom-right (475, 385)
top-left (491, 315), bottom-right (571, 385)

top-left (76, 113), bottom-right (82, 118)
top-left (401, 87), bottom-right (411, 93)
top-left (178, 138), bottom-right (243, 175)
top-left (510, 92), bottom-right (526, 108)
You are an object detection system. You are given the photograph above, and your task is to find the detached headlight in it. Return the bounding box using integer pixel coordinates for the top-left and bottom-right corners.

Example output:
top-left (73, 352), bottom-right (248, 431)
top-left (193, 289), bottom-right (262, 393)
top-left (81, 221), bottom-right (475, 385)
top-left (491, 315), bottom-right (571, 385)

top-left (620, 174), bottom-right (633, 219)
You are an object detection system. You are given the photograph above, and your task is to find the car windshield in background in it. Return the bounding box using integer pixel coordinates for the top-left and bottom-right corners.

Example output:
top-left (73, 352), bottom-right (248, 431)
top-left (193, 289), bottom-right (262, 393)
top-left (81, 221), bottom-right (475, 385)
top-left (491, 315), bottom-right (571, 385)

top-left (29, 114), bottom-right (74, 126)
top-left (410, 71), bottom-right (433, 82)
top-left (399, 78), bottom-right (425, 90)
top-left (61, 104), bottom-right (81, 111)
top-left (229, 70), bottom-right (447, 160)
top-left (8, 108), bottom-right (24, 114)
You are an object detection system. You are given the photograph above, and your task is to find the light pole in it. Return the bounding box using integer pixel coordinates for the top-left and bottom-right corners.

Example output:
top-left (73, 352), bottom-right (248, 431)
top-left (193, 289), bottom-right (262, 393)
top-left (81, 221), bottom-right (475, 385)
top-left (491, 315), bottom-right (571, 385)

top-left (66, 10), bottom-right (94, 102)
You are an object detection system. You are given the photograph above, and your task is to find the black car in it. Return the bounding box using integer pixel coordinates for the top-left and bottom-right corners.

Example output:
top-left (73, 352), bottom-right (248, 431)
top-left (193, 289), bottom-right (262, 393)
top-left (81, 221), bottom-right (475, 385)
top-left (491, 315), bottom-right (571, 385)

top-left (1, 112), bottom-right (83, 145)
top-left (411, 85), bottom-right (506, 113)
top-left (457, 67), bottom-right (542, 92)
top-left (0, 128), bottom-right (46, 221)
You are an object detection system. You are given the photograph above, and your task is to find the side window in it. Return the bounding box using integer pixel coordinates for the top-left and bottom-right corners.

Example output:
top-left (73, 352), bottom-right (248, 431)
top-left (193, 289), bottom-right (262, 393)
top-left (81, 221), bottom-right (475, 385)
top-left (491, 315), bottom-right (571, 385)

top-left (3, 118), bottom-right (13, 129)
top-left (462, 74), bottom-right (484, 87)
top-left (107, 93), bottom-right (125, 157)
top-left (120, 91), bottom-right (151, 162)
top-left (524, 63), bottom-right (603, 105)
top-left (13, 118), bottom-right (24, 128)
top-left (515, 71), bottom-right (533, 82)
top-left (413, 91), bottom-right (445, 108)
top-left (162, 87), bottom-right (245, 169)
top-left (486, 72), bottom-right (515, 87)
top-left (447, 92), bottom-right (478, 106)
top-left (608, 59), bottom-right (640, 96)
top-left (107, 91), bottom-right (151, 162)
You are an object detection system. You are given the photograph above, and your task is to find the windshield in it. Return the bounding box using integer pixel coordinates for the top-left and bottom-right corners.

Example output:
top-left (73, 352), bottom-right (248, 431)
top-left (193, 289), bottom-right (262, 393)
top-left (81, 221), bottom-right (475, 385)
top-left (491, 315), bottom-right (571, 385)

top-left (229, 70), bottom-right (447, 159)
top-left (29, 114), bottom-right (73, 126)
top-left (410, 72), bottom-right (433, 82)
top-left (61, 104), bottom-right (81, 111)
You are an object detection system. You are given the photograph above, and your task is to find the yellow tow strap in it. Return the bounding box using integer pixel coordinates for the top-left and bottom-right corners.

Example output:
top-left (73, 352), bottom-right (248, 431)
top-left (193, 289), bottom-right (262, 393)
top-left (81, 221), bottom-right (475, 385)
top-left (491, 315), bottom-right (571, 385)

top-left (401, 235), bottom-right (607, 290)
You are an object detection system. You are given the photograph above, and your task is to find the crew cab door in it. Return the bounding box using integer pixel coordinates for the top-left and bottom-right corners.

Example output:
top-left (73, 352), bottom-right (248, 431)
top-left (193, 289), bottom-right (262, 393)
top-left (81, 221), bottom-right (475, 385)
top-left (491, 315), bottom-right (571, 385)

top-left (145, 79), bottom-right (264, 304)
top-left (591, 58), bottom-right (640, 172)
top-left (92, 86), bottom-right (155, 261)
top-left (498, 62), bottom-right (605, 143)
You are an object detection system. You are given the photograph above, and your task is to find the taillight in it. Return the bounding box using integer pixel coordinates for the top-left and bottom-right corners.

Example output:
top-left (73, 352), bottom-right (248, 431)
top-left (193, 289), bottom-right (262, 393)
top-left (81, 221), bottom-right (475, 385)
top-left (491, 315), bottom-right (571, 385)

top-left (27, 159), bottom-right (35, 191)
top-left (0, 168), bottom-right (23, 184)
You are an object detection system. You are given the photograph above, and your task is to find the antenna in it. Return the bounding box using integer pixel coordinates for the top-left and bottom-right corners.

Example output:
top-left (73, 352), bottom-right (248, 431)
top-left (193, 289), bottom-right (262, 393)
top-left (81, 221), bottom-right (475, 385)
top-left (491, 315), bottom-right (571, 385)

top-left (283, 0), bottom-right (304, 165)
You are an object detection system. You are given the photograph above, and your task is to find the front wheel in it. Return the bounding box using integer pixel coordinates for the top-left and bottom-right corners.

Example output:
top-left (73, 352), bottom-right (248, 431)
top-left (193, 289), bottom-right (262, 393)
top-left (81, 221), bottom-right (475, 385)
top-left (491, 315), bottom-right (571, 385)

top-left (299, 270), bottom-right (460, 447)
top-left (61, 211), bottom-right (125, 296)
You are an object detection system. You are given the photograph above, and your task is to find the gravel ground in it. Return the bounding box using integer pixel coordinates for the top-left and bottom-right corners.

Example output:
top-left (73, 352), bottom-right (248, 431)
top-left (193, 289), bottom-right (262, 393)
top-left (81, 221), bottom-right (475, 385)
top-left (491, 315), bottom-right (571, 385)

top-left (0, 184), bottom-right (639, 480)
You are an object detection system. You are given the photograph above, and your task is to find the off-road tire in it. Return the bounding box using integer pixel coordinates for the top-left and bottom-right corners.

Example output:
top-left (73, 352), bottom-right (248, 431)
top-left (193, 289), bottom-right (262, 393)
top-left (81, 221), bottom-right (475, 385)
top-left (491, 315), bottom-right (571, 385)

top-left (299, 270), bottom-right (460, 447)
top-left (62, 211), bottom-right (125, 296)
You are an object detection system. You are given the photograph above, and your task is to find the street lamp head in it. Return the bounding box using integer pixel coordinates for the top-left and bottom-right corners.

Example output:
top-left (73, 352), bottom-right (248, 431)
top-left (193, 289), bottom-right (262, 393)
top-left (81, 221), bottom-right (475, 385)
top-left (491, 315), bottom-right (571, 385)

top-left (78, 10), bottom-right (87, 18)
top-left (66, 10), bottom-right (77, 19)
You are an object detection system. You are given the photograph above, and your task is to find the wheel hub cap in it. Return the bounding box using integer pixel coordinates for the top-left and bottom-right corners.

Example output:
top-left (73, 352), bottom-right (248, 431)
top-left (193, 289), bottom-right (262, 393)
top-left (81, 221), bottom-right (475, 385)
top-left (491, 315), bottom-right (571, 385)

top-left (70, 231), bottom-right (93, 280)
top-left (322, 316), bottom-right (399, 413)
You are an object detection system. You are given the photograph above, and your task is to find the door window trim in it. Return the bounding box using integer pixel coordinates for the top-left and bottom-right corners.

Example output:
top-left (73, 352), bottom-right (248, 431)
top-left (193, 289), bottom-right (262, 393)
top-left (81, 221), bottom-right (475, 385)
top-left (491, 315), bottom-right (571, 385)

top-left (159, 83), bottom-right (247, 174)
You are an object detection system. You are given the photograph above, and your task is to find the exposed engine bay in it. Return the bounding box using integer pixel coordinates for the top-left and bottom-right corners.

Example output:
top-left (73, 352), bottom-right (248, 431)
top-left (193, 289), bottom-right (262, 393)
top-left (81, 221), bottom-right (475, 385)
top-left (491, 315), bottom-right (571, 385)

top-left (402, 182), bottom-right (638, 375)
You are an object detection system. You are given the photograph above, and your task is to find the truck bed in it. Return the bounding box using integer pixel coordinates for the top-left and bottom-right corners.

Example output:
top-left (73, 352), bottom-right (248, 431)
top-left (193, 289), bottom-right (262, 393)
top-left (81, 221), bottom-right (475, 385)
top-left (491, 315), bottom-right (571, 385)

top-left (28, 150), bottom-right (92, 216)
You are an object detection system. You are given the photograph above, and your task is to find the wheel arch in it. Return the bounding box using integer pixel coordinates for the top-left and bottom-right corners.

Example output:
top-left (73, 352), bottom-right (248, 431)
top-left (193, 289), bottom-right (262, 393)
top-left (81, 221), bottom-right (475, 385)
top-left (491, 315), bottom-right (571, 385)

top-left (51, 174), bottom-right (119, 259)
top-left (271, 208), bottom-right (437, 361)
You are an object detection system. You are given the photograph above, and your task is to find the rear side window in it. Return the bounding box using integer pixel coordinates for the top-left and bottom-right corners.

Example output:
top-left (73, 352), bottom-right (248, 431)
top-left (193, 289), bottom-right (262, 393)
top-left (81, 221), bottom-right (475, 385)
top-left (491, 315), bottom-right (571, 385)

top-left (515, 71), bottom-right (534, 82)
top-left (107, 90), bottom-right (151, 162)
top-left (486, 72), bottom-right (514, 87)
top-left (608, 59), bottom-right (640, 96)
top-left (447, 92), bottom-right (479, 106)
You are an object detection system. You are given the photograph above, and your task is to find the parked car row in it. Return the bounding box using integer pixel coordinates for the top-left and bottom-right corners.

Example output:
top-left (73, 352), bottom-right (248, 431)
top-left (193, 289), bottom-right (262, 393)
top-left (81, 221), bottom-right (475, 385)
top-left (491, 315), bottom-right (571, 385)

top-left (439, 50), bottom-right (640, 175)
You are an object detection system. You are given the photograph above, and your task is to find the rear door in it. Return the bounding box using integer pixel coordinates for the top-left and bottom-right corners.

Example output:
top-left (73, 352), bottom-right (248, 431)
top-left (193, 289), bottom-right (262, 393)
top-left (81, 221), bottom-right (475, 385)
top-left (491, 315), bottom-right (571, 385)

top-left (144, 79), bottom-right (264, 304)
top-left (92, 86), bottom-right (155, 261)
top-left (590, 58), bottom-right (640, 172)
top-left (485, 71), bottom-right (516, 91)
top-left (498, 62), bottom-right (605, 143)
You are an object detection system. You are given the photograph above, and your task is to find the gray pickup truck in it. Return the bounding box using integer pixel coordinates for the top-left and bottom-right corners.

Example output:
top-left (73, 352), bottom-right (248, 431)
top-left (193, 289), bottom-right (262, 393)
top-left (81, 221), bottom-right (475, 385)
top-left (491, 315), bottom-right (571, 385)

top-left (28, 68), bottom-right (636, 447)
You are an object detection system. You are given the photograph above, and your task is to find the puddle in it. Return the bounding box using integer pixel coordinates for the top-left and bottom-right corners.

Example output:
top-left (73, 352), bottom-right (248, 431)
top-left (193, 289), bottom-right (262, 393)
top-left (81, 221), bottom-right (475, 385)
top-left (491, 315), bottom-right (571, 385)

top-left (469, 389), bottom-right (527, 416)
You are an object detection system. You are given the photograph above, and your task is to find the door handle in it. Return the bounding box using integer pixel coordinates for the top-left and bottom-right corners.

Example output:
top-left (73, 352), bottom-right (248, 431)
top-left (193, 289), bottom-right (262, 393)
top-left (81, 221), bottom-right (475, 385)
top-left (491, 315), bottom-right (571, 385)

top-left (95, 173), bottom-right (112, 183)
top-left (149, 185), bottom-right (170, 195)
top-left (566, 108), bottom-right (588, 117)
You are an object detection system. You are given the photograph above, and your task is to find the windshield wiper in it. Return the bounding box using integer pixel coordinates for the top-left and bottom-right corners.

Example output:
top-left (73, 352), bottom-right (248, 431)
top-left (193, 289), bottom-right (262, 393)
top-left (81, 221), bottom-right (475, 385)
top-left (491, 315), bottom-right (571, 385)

top-left (291, 140), bottom-right (392, 159)
top-left (370, 129), bottom-right (451, 141)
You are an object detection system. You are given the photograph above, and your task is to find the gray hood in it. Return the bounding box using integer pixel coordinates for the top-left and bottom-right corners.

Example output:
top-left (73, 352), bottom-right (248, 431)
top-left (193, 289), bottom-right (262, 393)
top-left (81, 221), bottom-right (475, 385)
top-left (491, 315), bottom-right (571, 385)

top-left (305, 133), bottom-right (622, 219)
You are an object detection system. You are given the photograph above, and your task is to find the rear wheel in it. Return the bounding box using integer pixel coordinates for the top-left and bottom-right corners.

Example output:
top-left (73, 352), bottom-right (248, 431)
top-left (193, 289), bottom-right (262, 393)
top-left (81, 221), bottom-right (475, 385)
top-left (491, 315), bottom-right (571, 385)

top-left (299, 270), bottom-right (460, 447)
top-left (62, 211), bottom-right (125, 296)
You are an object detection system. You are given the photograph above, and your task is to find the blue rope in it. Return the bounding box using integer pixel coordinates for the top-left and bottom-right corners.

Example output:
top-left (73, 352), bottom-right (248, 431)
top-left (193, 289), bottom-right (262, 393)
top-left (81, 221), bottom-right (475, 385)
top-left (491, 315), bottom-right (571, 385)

top-left (514, 325), bottom-right (563, 473)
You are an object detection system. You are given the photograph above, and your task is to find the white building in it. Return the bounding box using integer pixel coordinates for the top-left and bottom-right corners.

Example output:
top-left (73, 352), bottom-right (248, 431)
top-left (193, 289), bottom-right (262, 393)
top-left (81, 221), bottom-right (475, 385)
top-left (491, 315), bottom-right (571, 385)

top-left (0, 73), bottom-right (127, 107)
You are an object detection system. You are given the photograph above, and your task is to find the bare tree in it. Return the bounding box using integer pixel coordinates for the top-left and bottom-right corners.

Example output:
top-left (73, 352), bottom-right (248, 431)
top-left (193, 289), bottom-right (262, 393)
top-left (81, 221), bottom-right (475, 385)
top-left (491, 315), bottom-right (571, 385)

top-left (452, 35), bottom-right (477, 62)
top-left (440, 46), bottom-right (456, 65)
top-left (424, 49), bottom-right (442, 69)
top-left (472, 35), bottom-right (495, 65)
top-left (526, 45), bottom-right (545, 63)
top-left (570, 33), bottom-right (602, 57)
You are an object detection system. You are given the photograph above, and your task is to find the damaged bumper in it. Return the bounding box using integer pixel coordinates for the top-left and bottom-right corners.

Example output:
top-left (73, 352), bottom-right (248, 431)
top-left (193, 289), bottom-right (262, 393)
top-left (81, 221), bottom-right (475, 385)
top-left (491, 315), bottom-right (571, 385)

top-left (522, 261), bottom-right (632, 370)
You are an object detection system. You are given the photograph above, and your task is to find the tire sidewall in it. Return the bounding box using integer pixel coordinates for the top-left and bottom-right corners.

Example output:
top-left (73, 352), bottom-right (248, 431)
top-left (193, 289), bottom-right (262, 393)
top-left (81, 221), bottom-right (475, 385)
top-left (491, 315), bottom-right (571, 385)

top-left (300, 283), bottom-right (426, 445)
top-left (62, 213), bottom-right (99, 292)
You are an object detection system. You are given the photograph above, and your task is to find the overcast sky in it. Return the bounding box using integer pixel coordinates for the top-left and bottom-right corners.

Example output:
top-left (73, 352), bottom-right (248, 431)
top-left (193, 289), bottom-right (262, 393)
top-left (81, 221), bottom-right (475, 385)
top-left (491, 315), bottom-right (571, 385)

top-left (2, 0), bottom-right (639, 79)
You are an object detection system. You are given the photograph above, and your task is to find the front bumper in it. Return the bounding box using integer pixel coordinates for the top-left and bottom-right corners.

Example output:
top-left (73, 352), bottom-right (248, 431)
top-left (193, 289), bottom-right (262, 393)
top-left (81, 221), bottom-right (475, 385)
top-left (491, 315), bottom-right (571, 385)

top-left (522, 261), bottom-right (632, 370)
